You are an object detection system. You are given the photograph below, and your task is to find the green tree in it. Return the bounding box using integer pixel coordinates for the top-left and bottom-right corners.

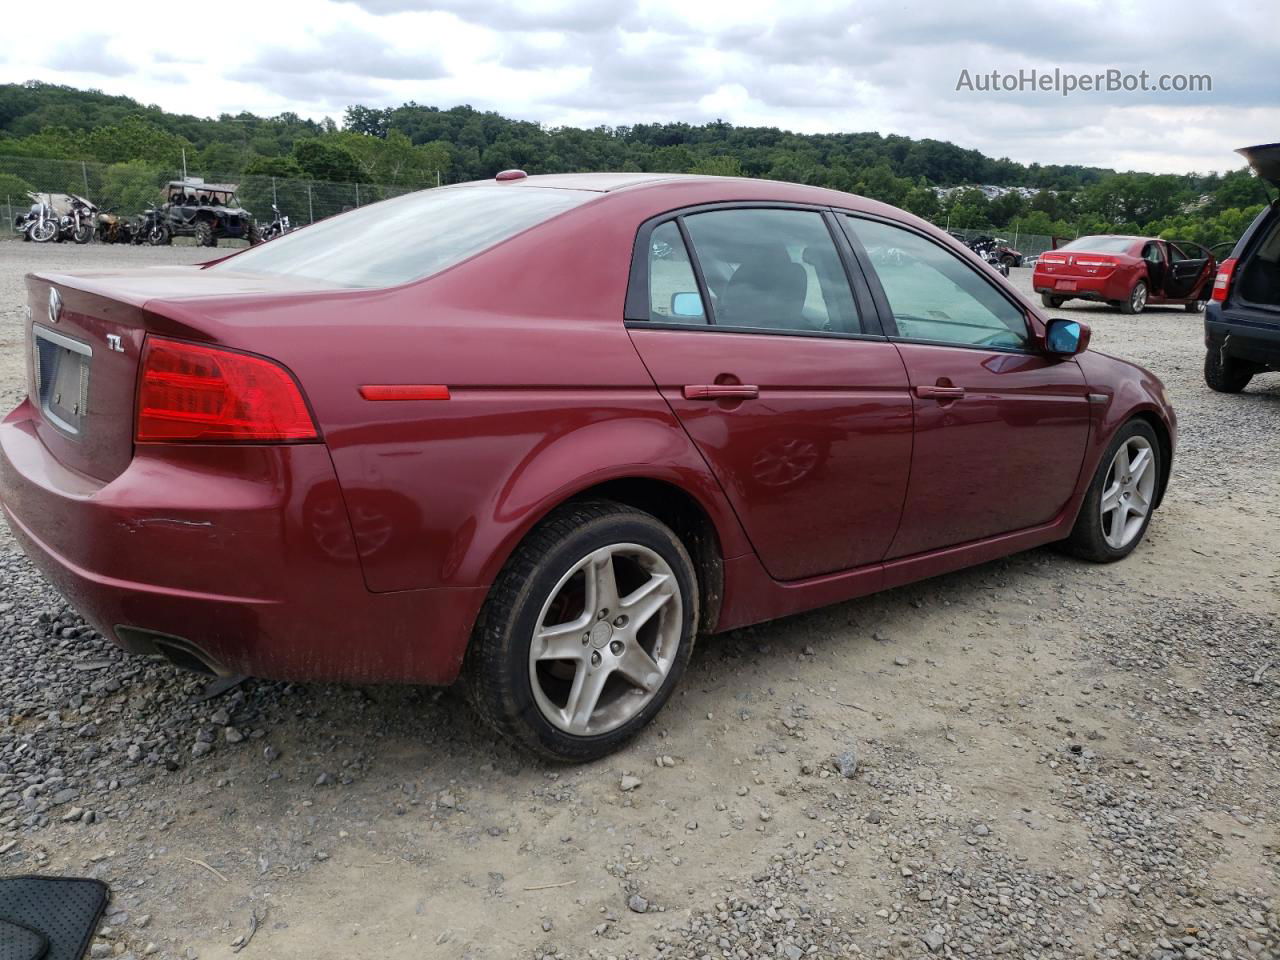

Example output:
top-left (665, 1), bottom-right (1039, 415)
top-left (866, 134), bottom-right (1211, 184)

top-left (689, 155), bottom-right (742, 177)
top-left (291, 139), bottom-right (361, 183)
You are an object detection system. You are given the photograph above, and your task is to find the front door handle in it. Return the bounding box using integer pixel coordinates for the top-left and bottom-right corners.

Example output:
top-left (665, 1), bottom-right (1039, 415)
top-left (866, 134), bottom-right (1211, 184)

top-left (915, 384), bottom-right (966, 400)
top-left (683, 384), bottom-right (760, 400)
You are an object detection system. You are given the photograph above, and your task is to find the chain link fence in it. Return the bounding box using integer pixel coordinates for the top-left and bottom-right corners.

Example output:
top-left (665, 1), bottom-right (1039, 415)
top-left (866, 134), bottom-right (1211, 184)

top-left (0, 155), bottom-right (426, 239)
top-left (944, 224), bottom-right (1058, 260)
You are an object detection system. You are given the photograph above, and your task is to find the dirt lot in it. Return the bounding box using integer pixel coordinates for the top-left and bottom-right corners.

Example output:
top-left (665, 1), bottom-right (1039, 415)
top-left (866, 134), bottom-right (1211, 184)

top-left (0, 243), bottom-right (1276, 960)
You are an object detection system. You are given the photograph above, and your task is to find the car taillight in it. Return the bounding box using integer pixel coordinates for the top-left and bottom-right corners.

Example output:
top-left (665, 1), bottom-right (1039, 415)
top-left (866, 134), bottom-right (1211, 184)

top-left (1074, 257), bottom-right (1115, 267)
top-left (1210, 258), bottom-right (1237, 303)
top-left (136, 337), bottom-right (318, 443)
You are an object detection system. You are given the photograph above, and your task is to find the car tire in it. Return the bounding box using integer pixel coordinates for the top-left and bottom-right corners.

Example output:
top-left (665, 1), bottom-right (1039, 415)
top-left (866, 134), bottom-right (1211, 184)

top-left (1040, 293), bottom-right (1064, 309)
top-left (1060, 420), bottom-right (1161, 563)
top-left (1119, 281), bottom-right (1147, 314)
top-left (1184, 299), bottom-right (1206, 313)
top-left (1204, 347), bottom-right (1254, 393)
top-left (194, 222), bottom-right (215, 247)
top-left (465, 499), bottom-right (698, 762)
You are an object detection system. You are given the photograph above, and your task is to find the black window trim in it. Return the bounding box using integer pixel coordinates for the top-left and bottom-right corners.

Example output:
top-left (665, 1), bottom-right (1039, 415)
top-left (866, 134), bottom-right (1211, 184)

top-left (836, 209), bottom-right (1038, 356)
top-left (624, 200), bottom-right (887, 341)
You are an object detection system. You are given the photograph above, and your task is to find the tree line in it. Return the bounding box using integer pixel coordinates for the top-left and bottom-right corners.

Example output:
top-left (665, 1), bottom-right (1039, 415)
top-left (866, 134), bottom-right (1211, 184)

top-left (1, 81), bottom-right (1269, 249)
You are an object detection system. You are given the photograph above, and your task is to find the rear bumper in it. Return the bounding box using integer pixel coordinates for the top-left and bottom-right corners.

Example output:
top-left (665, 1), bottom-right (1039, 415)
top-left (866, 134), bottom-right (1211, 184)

top-left (1206, 310), bottom-right (1280, 370)
top-left (0, 400), bottom-right (485, 684)
top-left (1033, 272), bottom-right (1129, 302)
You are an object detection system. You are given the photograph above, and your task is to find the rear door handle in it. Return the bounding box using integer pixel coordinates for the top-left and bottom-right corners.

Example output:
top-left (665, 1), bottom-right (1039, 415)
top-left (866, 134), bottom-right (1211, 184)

top-left (683, 384), bottom-right (760, 400)
top-left (915, 384), bottom-right (966, 400)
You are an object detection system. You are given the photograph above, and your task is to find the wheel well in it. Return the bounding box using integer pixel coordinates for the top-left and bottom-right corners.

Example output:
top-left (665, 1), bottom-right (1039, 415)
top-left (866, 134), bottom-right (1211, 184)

top-left (1131, 411), bottom-right (1172, 509)
top-left (568, 478), bottom-right (724, 634)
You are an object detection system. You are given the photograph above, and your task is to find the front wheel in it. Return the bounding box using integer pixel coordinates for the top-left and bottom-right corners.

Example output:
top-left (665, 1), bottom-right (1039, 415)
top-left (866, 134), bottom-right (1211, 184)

top-left (30, 220), bottom-right (57, 243)
top-left (1060, 420), bottom-right (1161, 563)
top-left (1119, 280), bottom-right (1147, 314)
top-left (147, 223), bottom-right (171, 246)
top-left (1184, 299), bottom-right (1206, 313)
top-left (73, 223), bottom-right (93, 244)
top-left (1204, 347), bottom-right (1254, 393)
top-left (465, 500), bottom-right (698, 762)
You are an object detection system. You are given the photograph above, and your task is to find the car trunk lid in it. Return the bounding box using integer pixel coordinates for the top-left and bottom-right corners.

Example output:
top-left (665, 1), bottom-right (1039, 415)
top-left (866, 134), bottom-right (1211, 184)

top-left (1237, 142), bottom-right (1280, 187)
top-left (23, 266), bottom-right (346, 483)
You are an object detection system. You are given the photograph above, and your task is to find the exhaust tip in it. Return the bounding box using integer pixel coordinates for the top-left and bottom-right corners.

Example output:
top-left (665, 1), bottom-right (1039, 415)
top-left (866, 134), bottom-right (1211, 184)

top-left (114, 626), bottom-right (223, 677)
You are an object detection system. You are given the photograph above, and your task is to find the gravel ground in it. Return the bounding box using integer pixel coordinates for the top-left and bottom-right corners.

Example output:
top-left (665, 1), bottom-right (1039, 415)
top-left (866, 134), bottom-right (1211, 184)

top-left (0, 245), bottom-right (1276, 960)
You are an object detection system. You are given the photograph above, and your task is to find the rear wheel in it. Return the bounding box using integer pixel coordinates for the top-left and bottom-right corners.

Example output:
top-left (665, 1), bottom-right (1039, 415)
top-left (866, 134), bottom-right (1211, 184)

top-left (1061, 420), bottom-right (1161, 562)
top-left (1040, 293), bottom-right (1065, 309)
top-left (465, 500), bottom-right (698, 762)
top-left (1001, 254), bottom-right (1016, 269)
top-left (1119, 281), bottom-right (1147, 314)
top-left (1204, 347), bottom-right (1254, 393)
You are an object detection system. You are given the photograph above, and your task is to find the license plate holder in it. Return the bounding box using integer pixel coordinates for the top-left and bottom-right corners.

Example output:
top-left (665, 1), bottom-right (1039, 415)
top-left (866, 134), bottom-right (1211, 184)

top-left (33, 325), bottom-right (91, 436)
top-left (1056, 280), bottom-right (1078, 291)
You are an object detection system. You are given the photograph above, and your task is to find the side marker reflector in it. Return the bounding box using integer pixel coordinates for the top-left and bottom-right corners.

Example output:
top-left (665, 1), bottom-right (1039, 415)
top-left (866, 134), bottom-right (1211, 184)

top-left (359, 384), bottom-right (451, 401)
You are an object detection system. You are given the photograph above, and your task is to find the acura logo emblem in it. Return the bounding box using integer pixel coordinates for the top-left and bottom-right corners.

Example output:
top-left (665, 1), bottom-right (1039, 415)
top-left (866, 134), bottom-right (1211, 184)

top-left (48, 288), bottom-right (61, 324)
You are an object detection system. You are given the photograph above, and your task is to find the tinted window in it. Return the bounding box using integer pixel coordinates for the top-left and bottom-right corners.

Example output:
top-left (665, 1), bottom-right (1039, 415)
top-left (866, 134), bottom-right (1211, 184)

top-left (647, 221), bottom-right (705, 324)
top-left (681, 209), bottom-right (861, 334)
top-left (848, 217), bottom-right (1028, 350)
top-left (1059, 235), bottom-right (1137, 253)
top-left (219, 185), bottom-right (593, 288)
top-left (1142, 242), bottom-right (1163, 264)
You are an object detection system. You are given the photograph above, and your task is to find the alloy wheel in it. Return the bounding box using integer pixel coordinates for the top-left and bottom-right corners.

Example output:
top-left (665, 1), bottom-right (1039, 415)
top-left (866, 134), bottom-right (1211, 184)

top-left (1131, 283), bottom-right (1147, 313)
top-left (528, 543), bottom-right (682, 736)
top-left (1100, 436), bottom-right (1156, 549)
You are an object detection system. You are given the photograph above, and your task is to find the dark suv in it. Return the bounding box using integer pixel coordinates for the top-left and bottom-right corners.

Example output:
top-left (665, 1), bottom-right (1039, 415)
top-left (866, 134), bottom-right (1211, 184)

top-left (1204, 143), bottom-right (1280, 392)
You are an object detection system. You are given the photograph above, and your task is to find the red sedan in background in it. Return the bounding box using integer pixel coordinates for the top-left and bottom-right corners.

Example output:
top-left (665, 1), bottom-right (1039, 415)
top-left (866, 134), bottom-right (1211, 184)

top-left (1034, 235), bottom-right (1216, 314)
top-left (1, 173), bottom-right (1176, 761)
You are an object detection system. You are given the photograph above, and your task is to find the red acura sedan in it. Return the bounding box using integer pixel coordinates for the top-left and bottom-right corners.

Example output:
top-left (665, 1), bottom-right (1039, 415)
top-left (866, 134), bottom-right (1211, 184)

top-left (0, 173), bottom-right (1175, 761)
top-left (1033, 234), bottom-right (1216, 314)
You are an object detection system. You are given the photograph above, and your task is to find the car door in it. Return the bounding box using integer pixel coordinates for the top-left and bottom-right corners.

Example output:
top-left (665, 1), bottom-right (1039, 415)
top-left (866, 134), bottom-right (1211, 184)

top-left (624, 206), bottom-right (913, 581)
top-left (839, 214), bottom-right (1092, 559)
top-left (1141, 241), bottom-right (1168, 294)
top-left (1163, 241), bottom-right (1215, 301)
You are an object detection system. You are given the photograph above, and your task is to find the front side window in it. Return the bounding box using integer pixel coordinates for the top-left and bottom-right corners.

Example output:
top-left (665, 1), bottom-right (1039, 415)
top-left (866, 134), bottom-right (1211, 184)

top-left (1142, 242), bottom-right (1164, 265)
top-left (847, 217), bottom-right (1028, 350)
top-left (218, 185), bottom-right (594, 288)
top-left (681, 209), bottom-right (862, 334)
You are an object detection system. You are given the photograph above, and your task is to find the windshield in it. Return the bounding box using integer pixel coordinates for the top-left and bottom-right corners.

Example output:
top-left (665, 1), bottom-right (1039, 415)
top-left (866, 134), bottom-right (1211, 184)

top-left (1057, 236), bottom-right (1136, 253)
top-left (218, 185), bottom-right (594, 288)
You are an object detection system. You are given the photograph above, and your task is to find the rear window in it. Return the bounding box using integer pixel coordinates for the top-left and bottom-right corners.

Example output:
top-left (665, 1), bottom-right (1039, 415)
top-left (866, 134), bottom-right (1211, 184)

top-left (217, 185), bottom-right (594, 288)
top-left (1057, 236), bottom-right (1136, 253)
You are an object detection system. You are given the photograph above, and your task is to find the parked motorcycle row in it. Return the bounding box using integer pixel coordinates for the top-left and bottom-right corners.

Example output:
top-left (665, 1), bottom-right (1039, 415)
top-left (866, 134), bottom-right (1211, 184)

top-left (11, 191), bottom-right (296, 246)
top-left (13, 193), bottom-right (97, 244)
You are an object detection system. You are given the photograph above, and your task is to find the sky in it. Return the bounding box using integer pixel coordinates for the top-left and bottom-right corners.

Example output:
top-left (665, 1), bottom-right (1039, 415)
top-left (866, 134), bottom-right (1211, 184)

top-left (4, 0), bottom-right (1277, 175)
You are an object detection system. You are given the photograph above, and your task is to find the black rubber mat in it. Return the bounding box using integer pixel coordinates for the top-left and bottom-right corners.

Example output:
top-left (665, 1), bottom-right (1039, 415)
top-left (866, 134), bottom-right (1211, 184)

top-left (0, 877), bottom-right (109, 960)
top-left (0, 918), bottom-right (49, 960)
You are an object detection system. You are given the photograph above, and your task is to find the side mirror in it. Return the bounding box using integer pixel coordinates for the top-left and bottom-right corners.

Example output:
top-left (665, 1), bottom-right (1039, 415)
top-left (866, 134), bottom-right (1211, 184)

top-left (670, 292), bottom-right (705, 318)
top-left (1045, 318), bottom-right (1091, 357)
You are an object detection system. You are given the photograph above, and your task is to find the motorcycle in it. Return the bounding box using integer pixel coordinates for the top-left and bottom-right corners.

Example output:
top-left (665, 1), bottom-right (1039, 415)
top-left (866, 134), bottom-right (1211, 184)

top-left (13, 197), bottom-right (59, 243)
top-left (962, 235), bottom-right (1010, 277)
top-left (133, 206), bottom-right (171, 246)
top-left (95, 209), bottom-right (135, 245)
top-left (57, 195), bottom-right (97, 244)
top-left (260, 204), bottom-right (293, 242)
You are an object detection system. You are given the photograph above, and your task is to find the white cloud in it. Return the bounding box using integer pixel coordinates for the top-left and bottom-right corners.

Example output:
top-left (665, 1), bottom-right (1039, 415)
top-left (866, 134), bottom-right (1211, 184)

top-left (0, 0), bottom-right (1273, 174)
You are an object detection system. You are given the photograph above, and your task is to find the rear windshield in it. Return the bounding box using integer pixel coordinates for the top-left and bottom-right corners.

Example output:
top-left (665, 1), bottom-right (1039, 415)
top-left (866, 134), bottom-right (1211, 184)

top-left (1057, 236), bottom-right (1136, 253)
top-left (217, 185), bottom-right (593, 288)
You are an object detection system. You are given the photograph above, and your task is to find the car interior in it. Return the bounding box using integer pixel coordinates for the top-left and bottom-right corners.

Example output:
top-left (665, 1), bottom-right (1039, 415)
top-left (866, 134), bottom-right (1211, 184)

top-left (1238, 214), bottom-right (1280, 309)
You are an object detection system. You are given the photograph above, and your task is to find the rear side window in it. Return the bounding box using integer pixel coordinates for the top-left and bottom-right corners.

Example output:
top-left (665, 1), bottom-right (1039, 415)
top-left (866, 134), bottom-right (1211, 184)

top-left (1060, 236), bottom-right (1137, 253)
top-left (682, 209), bottom-right (862, 334)
top-left (218, 185), bottom-right (593, 288)
top-left (648, 221), bottom-right (706, 324)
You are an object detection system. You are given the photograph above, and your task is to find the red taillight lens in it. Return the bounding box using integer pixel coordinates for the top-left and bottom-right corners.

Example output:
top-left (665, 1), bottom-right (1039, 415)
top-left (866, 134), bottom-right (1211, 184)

top-left (1210, 257), bottom-right (1237, 303)
top-left (136, 338), bottom-right (318, 443)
